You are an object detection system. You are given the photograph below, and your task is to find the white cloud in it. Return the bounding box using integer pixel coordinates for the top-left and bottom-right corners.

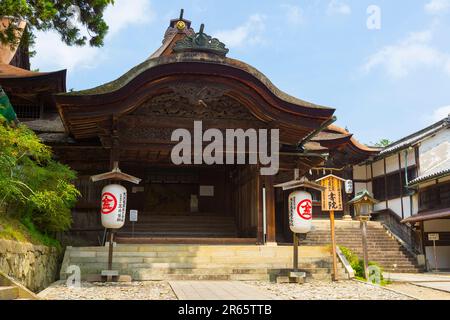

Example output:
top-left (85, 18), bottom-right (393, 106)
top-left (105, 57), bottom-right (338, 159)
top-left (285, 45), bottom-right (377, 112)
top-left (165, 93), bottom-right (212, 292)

top-left (31, 0), bottom-right (154, 71)
top-left (33, 31), bottom-right (102, 71)
top-left (429, 105), bottom-right (450, 122)
top-left (213, 14), bottom-right (266, 48)
top-left (327, 0), bottom-right (352, 16)
top-left (425, 0), bottom-right (450, 15)
top-left (362, 30), bottom-right (450, 78)
top-left (281, 4), bottom-right (304, 25)
top-left (104, 0), bottom-right (154, 37)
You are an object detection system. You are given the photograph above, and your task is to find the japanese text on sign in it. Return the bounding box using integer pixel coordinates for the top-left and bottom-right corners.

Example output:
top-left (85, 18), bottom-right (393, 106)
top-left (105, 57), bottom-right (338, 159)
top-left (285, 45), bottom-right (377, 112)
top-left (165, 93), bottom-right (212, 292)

top-left (319, 176), bottom-right (343, 211)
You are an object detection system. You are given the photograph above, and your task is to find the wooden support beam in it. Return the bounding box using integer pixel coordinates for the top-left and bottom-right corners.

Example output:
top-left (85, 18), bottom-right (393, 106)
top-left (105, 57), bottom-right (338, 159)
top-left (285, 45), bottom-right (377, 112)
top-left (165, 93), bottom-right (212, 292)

top-left (257, 171), bottom-right (264, 245)
top-left (264, 175), bottom-right (276, 244)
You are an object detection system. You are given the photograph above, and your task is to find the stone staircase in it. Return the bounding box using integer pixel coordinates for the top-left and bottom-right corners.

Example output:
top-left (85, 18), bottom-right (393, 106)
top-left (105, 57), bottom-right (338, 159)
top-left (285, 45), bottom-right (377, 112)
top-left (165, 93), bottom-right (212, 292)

top-left (60, 245), bottom-right (349, 282)
top-left (0, 271), bottom-right (38, 300)
top-left (304, 220), bottom-right (422, 273)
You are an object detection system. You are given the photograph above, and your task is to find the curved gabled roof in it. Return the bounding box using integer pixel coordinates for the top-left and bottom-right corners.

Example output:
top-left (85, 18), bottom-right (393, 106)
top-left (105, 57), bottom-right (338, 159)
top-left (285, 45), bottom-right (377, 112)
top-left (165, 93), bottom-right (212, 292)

top-left (325, 125), bottom-right (380, 154)
top-left (0, 63), bottom-right (66, 92)
top-left (55, 52), bottom-right (335, 141)
top-left (59, 53), bottom-right (332, 114)
top-left (54, 13), bottom-right (337, 147)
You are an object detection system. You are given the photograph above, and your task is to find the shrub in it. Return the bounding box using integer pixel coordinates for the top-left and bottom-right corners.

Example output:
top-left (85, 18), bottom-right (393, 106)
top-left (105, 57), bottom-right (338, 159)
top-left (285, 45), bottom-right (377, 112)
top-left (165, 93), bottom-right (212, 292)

top-left (340, 246), bottom-right (385, 284)
top-left (0, 115), bottom-right (80, 235)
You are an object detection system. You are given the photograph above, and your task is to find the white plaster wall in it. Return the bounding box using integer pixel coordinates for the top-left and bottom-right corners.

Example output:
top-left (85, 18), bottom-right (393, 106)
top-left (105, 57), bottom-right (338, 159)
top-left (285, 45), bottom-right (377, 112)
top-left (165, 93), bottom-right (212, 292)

top-left (425, 246), bottom-right (450, 270)
top-left (409, 195), bottom-right (419, 216)
top-left (402, 197), bottom-right (411, 218)
top-left (372, 160), bottom-right (385, 178)
top-left (424, 219), bottom-right (450, 270)
top-left (400, 149), bottom-right (416, 169)
top-left (385, 155), bottom-right (400, 174)
top-left (388, 198), bottom-right (403, 217)
top-left (419, 129), bottom-right (450, 175)
top-left (353, 165), bottom-right (368, 180)
top-left (354, 182), bottom-right (367, 194)
top-left (374, 202), bottom-right (387, 212)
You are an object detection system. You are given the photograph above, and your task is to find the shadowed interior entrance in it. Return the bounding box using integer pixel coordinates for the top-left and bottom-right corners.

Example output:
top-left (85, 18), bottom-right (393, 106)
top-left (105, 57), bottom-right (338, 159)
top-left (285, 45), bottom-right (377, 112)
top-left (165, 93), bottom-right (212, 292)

top-left (113, 165), bottom-right (260, 244)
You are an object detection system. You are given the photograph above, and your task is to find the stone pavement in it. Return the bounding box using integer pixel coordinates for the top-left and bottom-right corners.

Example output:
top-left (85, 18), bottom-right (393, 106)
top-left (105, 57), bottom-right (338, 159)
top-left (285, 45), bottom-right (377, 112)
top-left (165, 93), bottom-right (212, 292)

top-left (384, 272), bottom-right (450, 283)
top-left (169, 281), bottom-right (280, 300)
top-left (384, 273), bottom-right (450, 300)
top-left (412, 282), bottom-right (450, 293)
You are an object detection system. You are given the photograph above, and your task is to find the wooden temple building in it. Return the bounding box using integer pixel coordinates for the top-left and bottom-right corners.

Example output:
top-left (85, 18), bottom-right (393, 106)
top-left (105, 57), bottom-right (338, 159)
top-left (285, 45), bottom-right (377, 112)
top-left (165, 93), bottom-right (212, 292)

top-left (1, 13), bottom-right (378, 246)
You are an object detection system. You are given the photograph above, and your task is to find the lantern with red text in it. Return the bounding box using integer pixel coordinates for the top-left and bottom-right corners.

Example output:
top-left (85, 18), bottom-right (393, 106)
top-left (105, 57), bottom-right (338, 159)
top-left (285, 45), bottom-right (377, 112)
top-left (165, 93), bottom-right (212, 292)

top-left (289, 191), bottom-right (313, 234)
top-left (101, 184), bottom-right (127, 229)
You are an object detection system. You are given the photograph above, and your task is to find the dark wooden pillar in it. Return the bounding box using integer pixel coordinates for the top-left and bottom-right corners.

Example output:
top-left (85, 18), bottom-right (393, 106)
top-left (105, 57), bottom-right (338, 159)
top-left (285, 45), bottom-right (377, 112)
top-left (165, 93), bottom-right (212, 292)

top-left (110, 132), bottom-right (120, 170)
top-left (398, 153), bottom-right (405, 219)
top-left (265, 175), bottom-right (276, 244)
top-left (257, 172), bottom-right (264, 245)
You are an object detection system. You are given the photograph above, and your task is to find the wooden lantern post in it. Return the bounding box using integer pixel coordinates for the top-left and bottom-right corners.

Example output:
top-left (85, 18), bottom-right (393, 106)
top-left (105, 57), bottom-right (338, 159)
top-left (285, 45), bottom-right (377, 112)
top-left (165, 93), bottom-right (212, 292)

top-left (348, 190), bottom-right (378, 281)
top-left (90, 163), bottom-right (142, 282)
top-left (275, 175), bottom-right (325, 279)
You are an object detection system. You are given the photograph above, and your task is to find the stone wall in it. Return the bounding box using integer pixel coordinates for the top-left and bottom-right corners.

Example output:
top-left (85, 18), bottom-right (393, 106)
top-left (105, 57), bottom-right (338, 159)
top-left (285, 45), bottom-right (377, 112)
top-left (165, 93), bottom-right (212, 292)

top-left (0, 239), bottom-right (61, 292)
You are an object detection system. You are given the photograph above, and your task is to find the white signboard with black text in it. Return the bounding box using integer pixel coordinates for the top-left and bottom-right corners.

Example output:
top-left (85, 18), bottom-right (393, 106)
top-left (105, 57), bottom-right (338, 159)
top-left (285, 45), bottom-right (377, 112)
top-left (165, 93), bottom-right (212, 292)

top-left (130, 210), bottom-right (138, 222)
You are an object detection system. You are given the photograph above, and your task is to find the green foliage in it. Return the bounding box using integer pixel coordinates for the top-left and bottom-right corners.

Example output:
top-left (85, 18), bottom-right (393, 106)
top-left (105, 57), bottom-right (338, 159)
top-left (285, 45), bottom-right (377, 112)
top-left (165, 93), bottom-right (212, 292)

top-left (21, 215), bottom-right (61, 249)
top-left (0, 0), bottom-right (115, 51)
top-left (0, 214), bottom-right (60, 249)
top-left (0, 115), bottom-right (80, 234)
top-left (340, 246), bottom-right (386, 285)
top-left (373, 139), bottom-right (393, 148)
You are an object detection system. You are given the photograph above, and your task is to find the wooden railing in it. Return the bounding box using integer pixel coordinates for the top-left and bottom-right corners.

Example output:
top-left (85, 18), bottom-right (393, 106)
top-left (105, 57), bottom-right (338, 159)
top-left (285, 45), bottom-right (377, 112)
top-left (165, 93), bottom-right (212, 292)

top-left (371, 209), bottom-right (421, 255)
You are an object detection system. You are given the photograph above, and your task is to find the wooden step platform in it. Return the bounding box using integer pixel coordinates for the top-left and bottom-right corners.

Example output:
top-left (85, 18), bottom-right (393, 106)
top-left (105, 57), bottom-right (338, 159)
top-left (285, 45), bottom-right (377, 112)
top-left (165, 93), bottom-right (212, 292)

top-left (119, 214), bottom-right (239, 239)
top-left (116, 237), bottom-right (257, 245)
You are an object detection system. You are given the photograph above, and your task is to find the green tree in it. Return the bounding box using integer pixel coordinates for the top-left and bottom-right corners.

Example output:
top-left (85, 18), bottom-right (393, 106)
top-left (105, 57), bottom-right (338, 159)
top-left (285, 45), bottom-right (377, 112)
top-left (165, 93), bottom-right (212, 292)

top-left (0, 115), bottom-right (80, 233)
top-left (373, 139), bottom-right (392, 148)
top-left (0, 0), bottom-right (114, 51)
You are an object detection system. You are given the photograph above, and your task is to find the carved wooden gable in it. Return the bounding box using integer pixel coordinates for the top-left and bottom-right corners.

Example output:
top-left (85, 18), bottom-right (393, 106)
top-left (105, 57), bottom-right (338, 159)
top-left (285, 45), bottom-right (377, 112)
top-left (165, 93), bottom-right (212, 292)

top-left (133, 86), bottom-right (255, 121)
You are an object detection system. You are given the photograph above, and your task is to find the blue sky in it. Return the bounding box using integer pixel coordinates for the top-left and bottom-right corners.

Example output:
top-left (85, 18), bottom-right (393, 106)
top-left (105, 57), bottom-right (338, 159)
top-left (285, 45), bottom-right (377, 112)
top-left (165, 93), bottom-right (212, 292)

top-left (31, 0), bottom-right (450, 145)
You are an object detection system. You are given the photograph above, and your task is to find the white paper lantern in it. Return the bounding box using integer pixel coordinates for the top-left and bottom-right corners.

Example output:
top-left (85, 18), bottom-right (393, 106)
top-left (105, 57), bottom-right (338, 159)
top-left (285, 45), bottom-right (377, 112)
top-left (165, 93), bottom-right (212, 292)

top-left (345, 180), bottom-right (354, 194)
top-left (289, 190), bottom-right (313, 234)
top-left (101, 184), bottom-right (127, 229)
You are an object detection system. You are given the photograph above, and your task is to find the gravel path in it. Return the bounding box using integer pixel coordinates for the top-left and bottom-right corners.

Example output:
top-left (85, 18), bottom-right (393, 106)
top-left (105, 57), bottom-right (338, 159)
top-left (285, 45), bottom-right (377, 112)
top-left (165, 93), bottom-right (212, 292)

top-left (38, 281), bottom-right (177, 300)
top-left (38, 280), bottom-right (413, 300)
top-left (249, 280), bottom-right (413, 300)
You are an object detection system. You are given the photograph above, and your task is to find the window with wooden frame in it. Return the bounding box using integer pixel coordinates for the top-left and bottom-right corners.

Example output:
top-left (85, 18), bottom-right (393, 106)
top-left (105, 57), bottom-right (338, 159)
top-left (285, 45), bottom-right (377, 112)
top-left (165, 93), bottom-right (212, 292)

top-left (372, 166), bottom-right (417, 201)
top-left (420, 182), bottom-right (450, 211)
top-left (14, 104), bottom-right (42, 120)
top-left (373, 176), bottom-right (386, 201)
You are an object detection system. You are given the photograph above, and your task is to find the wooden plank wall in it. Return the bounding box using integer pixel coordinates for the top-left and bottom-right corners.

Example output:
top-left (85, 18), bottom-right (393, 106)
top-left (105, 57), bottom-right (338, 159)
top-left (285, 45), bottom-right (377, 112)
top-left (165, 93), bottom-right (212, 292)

top-left (232, 166), bottom-right (260, 238)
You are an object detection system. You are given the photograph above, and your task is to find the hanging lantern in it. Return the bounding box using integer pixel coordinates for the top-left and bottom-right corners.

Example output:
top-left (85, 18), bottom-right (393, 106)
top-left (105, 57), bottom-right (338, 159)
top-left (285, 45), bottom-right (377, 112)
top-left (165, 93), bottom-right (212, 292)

top-left (345, 180), bottom-right (354, 194)
top-left (288, 190), bottom-right (313, 234)
top-left (101, 184), bottom-right (127, 229)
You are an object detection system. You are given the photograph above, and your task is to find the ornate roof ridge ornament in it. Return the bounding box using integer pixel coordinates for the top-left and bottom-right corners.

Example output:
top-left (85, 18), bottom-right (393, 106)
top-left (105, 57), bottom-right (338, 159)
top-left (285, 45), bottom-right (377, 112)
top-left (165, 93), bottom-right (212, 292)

top-left (173, 24), bottom-right (229, 57)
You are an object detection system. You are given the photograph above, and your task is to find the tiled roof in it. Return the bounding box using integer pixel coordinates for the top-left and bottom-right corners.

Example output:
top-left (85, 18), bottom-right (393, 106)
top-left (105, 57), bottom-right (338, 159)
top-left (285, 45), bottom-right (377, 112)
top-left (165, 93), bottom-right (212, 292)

top-left (379, 116), bottom-right (450, 156)
top-left (401, 207), bottom-right (450, 224)
top-left (409, 159), bottom-right (450, 186)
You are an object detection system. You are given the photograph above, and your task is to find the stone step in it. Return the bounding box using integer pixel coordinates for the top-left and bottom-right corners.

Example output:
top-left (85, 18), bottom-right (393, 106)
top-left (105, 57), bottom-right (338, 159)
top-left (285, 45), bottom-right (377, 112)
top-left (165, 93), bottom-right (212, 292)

top-left (0, 286), bottom-right (19, 300)
top-left (61, 245), bottom-right (348, 281)
top-left (305, 222), bottom-right (421, 273)
top-left (68, 256), bottom-right (333, 265)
